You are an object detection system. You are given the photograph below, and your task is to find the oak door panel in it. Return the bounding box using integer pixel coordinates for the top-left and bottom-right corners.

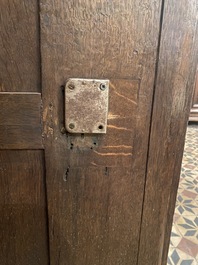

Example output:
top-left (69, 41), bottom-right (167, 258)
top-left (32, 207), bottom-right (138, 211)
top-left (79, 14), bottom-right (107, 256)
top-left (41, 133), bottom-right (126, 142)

top-left (0, 92), bottom-right (43, 149)
top-left (0, 151), bottom-right (49, 265)
top-left (0, 0), bottom-right (40, 92)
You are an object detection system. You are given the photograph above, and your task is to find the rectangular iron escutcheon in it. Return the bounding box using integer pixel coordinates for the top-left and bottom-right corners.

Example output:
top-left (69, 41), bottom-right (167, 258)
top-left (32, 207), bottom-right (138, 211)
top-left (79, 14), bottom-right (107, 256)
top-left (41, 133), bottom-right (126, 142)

top-left (65, 78), bottom-right (109, 134)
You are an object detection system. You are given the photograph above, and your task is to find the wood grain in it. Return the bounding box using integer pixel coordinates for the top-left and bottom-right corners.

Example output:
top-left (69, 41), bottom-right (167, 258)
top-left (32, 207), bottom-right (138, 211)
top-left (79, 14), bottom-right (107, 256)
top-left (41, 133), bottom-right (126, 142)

top-left (138, 1), bottom-right (198, 264)
top-left (0, 92), bottom-right (43, 149)
top-left (0, 1), bottom-right (49, 264)
top-left (40, 1), bottom-right (162, 264)
top-left (0, 0), bottom-right (40, 92)
top-left (0, 151), bottom-right (49, 265)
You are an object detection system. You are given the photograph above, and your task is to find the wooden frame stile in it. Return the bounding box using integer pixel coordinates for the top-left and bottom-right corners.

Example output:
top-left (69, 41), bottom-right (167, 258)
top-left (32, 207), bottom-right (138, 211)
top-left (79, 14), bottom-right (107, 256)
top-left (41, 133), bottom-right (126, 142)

top-left (0, 1), bottom-right (49, 264)
top-left (138, 1), bottom-right (198, 264)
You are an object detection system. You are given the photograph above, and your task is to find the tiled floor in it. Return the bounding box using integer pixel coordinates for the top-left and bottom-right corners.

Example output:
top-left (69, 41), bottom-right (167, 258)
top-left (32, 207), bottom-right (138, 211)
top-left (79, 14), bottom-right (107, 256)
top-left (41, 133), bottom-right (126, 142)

top-left (168, 124), bottom-right (198, 265)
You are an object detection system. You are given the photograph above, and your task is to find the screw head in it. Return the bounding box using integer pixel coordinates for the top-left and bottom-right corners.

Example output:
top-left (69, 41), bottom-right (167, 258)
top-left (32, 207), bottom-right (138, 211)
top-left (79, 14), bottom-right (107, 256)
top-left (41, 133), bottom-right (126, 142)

top-left (68, 83), bottom-right (75, 90)
top-left (69, 123), bottom-right (75, 129)
top-left (100, 83), bottom-right (107, 91)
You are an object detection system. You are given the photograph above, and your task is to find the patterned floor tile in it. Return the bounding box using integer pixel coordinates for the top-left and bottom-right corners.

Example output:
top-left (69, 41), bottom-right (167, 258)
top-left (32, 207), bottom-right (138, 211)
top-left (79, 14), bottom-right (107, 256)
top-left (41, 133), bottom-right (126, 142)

top-left (177, 238), bottom-right (198, 259)
top-left (169, 225), bottom-right (182, 247)
top-left (175, 195), bottom-right (198, 216)
top-left (176, 216), bottom-right (198, 246)
top-left (168, 247), bottom-right (197, 265)
top-left (174, 213), bottom-right (181, 223)
top-left (180, 178), bottom-right (198, 194)
top-left (168, 124), bottom-right (198, 264)
top-left (181, 190), bottom-right (197, 200)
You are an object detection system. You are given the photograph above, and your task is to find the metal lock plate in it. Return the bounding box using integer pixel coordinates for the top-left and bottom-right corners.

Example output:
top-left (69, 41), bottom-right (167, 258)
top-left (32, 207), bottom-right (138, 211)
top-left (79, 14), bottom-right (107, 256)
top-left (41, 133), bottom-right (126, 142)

top-left (65, 78), bottom-right (109, 134)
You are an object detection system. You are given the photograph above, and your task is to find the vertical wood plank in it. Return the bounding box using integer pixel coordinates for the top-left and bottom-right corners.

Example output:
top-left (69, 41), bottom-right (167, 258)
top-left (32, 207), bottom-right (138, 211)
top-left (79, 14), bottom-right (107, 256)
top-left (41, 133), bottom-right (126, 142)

top-left (138, 1), bottom-right (198, 264)
top-left (0, 1), bottom-right (49, 264)
top-left (40, 1), bottom-right (162, 264)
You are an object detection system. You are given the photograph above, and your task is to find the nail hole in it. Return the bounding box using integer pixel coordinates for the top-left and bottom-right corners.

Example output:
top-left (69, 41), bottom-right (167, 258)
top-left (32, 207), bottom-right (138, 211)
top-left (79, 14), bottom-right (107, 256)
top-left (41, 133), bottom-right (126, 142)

top-left (70, 143), bottom-right (74, 150)
top-left (98, 125), bottom-right (104, 130)
top-left (64, 167), bottom-right (70, 181)
top-left (105, 167), bottom-right (108, 175)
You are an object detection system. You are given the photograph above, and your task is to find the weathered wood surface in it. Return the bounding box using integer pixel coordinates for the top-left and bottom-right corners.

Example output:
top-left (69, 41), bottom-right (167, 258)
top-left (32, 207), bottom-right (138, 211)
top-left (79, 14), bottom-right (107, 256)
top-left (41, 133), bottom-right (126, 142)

top-left (0, 1), bottom-right (49, 264)
top-left (0, 93), bottom-right (43, 149)
top-left (0, 151), bottom-right (49, 265)
top-left (138, 1), bottom-right (198, 264)
top-left (40, 1), bottom-right (162, 264)
top-left (1, 0), bottom-right (196, 264)
top-left (0, 0), bottom-right (40, 92)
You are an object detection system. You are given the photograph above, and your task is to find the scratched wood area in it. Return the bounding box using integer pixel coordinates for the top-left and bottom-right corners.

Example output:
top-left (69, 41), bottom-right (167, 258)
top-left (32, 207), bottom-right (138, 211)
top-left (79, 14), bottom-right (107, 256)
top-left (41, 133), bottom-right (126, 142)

top-left (0, 1), bottom-right (49, 264)
top-left (138, 1), bottom-right (198, 265)
top-left (0, 93), bottom-right (43, 149)
top-left (40, 1), bottom-right (162, 264)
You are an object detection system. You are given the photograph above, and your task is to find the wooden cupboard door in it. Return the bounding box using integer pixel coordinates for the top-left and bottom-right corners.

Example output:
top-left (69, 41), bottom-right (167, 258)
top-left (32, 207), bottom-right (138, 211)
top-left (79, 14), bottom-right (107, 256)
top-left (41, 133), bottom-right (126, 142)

top-left (1, 0), bottom-right (197, 265)
top-left (0, 1), bottom-right (49, 265)
top-left (40, 1), bottom-right (163, 264)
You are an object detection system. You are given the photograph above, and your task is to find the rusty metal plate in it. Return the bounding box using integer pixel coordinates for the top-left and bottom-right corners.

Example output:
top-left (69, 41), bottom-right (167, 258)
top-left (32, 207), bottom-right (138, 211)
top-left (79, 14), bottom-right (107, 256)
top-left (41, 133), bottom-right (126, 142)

top-left (65, 78), bottom-right (109, 134)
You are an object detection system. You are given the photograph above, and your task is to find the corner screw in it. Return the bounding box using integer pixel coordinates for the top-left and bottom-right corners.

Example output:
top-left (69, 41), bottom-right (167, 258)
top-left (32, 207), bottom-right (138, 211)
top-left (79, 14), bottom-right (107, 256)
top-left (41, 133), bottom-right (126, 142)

top-left (68, 83), bottom-right (75, 90)
top-left (100, 83), bottom-right (107, 91)
top-left (69, 123), bottom-right (75, 129)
